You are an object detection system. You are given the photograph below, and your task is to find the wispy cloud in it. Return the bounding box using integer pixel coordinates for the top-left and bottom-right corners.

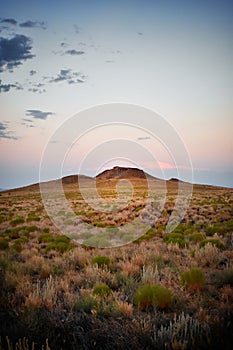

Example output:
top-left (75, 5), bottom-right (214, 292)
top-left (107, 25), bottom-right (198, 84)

top-left (19, 20), bottom-right (47, 30)
top-left (21, 118), bottom-right (35, 128)
top-left (142, 161), bottom-right (208, 172)
top-left (28, 82), bottom-right (46, 94)
top-left (53, 46), bottom-right (85, 56)
top-left (74, 25), bottom-right (82, 34)
top-left (0, 122), bottom-right (17, 140)
top-left (137, 136), bottom-right (151, 141)
top-left (0, 34), bottom-right (35, 72)
top-left (28, 87), bottom-right (46, 94)
top-left (26, 109), bottom-right (55, 120)
top-left (64, 49), bottom-right (85, 56)
top-left (46, 69), bottom-right (86, 84)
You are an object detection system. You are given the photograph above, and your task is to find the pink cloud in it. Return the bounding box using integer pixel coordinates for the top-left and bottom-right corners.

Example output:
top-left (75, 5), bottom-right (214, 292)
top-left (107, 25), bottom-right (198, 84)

top-left (142, 161), bottom-right (209, 172)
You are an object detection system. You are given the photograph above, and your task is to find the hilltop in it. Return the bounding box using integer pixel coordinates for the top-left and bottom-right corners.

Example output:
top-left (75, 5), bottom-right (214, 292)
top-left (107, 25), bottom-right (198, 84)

top-left (96, 166), bottom-right (156, 180)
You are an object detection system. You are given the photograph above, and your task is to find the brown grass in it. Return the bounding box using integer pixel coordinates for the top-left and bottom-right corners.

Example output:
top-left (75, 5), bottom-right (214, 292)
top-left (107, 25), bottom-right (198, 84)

top-left (0, 180), bottom-right (232, 349)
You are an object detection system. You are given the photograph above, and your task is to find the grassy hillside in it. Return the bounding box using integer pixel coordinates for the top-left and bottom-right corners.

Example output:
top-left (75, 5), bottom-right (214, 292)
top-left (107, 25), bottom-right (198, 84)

top-left (0, 179), bottom-right (232, 349)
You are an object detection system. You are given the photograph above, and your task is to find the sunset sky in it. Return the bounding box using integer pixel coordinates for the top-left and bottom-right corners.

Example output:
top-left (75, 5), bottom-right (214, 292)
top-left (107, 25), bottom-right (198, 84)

top-left (0, 0), bottom-right (232, 189)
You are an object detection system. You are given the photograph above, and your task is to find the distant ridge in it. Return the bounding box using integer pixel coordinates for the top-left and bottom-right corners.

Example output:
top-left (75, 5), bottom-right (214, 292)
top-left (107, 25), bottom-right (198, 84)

top-left (2, 166), bottom-right (229, 193)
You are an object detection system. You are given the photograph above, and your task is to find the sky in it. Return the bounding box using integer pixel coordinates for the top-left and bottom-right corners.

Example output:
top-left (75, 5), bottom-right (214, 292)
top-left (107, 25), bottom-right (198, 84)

top-left (0, 0), bottom-right (232, 189)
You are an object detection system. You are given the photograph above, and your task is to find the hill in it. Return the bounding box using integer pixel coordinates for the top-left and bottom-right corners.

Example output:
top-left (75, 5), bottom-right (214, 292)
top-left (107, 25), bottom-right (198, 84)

top-left (96, 166), bottom-right (156, 181)
top-left (0, 166), bottom-right (232, 349)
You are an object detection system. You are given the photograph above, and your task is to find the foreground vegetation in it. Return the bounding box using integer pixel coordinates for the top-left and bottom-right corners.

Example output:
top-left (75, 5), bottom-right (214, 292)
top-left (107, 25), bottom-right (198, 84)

top-left (0, 180), bottom-right (233, 349)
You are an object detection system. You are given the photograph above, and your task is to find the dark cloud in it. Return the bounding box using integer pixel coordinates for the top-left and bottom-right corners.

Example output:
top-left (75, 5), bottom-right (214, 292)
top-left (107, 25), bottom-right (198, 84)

top-left (53, 46), bottom-right (85, 56)
top-left (19, 20), bottom-right (46, 30)
top-left (0, 122), bottom-right (17, 140)
top-left (0, 80), bottom-right (23, 93)
top-left (137, 32), bottom-right (143, 36)
top-left (26, 109), bottom-right (55, 120)
top-left (29, 69), bottom-right (37, 76)
top-left (60, 42), bottom-right (68, 48)
top-left (48, 69), bottom-right (86, 84)
top-left (28, 86), bottom-right (46, 94)
top-left (28, 87), bottom-right (46, 94)
top-left (0, 34), bottom-right (35, 72)
top-left (1, 18), bottom-right (17, 25)
top-left (65, 49), bottom-right (85, 56)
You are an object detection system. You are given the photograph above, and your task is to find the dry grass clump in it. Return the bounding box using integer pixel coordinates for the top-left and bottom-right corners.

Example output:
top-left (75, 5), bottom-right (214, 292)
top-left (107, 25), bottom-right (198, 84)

top-left (152, 312), bottom-right (210, 350)
top-left (195, 243), bottom-right (222, 267)
top-left (141, 264), bottom-right (160, 285)
top-left (24, 275), bottom-right (58, 310)
top-left (117, 260), bottom-right (141, 277)
top-left (115, 300), bottom-right (133, 316)
top-left (66, 247), bottom-right (90, 269)
top-left (0, 336), bottom-right (51, 350)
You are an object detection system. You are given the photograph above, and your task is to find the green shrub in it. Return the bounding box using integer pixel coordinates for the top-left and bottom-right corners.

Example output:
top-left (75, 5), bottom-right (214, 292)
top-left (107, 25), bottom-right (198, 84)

top-left (38, 233), bottom-right (54, 243)
top-left (91, 255), bottom-right (110, 268)
top-left (27, 213), bottom-right (40, 222)
top-left (93, 283), bottom-right (111, 298)
top-left (0, 238), bottom-right (9, 250)
top-left (45, 241), bottom-right (74, 253)
top-left (163, 233), bottom-right (187, 248)
top-left (75, 295), bottom-right (97, 313)
top-left (11, 241), bottom-right (22, 252)
top-left (78, 232), bottom-right (93, 239)
top-left (10, 216), bottom-right (25, 225)
top-left (134, 228), bottom-right (156, 243)
top-left (205, 220), bottom-right (233, 236)
top-left (199, 239), bottom-right (224, 250)
top-left (205, 225), bottom-right (217, 236)
top-left (181, 267), bottom-right (205, 291)
top-left (15, 237), bottom-right (28, 244)
top-left (96, 221), bottom-right (105, 228)
top-left (134, 284), bottom-right (173, 311)
top-left (189, 233), bottom-right (205, 243)
top-left (54, 235), bottom-right (70, 244)
top-left (42, 227), bottom-right (50, 233)
top-left (83, 236), bottom-right (111, 248)
top-left (8, 229), bottom-right (21, 239)
top-left (25, 225), bottom-right (38, 233)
